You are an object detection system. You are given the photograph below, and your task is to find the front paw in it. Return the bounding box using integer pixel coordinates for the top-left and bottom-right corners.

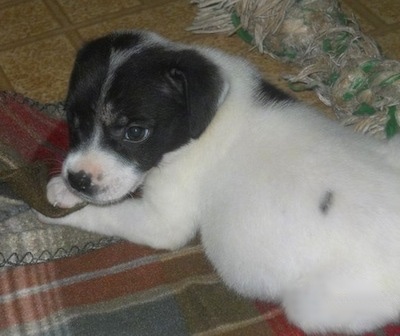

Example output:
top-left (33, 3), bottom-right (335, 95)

top-left (47, 176), bottom-right (83, 208)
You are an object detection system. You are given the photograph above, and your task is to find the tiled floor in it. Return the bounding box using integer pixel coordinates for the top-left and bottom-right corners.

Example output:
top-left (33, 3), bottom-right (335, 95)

top-left (0, 0), bottom-right (399, 109)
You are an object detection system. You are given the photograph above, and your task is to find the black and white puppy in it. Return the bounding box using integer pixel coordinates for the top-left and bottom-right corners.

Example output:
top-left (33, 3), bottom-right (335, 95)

top-left (38, 30), bottom-right (400, 334)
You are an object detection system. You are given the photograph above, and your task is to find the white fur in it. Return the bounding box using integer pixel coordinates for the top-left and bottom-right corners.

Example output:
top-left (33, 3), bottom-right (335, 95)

top-left (38, 41), bottom-right (400, 334)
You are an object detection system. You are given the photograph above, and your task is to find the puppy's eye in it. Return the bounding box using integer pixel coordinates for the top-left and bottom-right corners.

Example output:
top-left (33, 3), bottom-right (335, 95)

top-left (124, 125), bottom-right (151, 143)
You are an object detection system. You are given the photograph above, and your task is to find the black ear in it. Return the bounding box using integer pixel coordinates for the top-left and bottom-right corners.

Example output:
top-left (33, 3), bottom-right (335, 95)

top-left (167, 50), bottom-right (228, 139)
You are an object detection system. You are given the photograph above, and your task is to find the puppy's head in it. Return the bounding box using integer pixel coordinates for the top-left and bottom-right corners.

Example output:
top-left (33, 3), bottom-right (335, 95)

top-left (62, 31), bottom-right (226, 204)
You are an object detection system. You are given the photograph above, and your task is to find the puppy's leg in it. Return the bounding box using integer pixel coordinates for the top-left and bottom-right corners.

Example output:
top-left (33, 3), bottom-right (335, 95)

top-left (38, 177), bottom-right (198, 250)
top-left (282, 269), bottom-right (399, 334)
top-left (38, 200), bottom-right (196, 250)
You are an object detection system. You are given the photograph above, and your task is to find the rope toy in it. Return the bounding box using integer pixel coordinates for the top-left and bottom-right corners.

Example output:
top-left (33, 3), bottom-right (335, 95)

top-left (189, 0), bottom-right (400, 139)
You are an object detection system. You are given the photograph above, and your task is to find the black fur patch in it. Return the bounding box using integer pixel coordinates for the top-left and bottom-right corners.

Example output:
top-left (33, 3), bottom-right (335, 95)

top-left (254, 76), bottom-right (294, 104)
top-left (65, 31), bottom-right (225, 172)
top-left (319, 190), bottom-right (334, 215)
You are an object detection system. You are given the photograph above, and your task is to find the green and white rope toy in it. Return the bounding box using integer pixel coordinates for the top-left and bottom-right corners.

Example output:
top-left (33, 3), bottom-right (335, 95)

top-left (189, 0), bottom-right (400, 139)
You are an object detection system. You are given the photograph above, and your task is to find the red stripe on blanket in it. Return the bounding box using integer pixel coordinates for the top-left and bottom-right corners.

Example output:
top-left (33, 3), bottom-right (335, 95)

top-left (255, 301), bottom-right (306, 336)
top-left (381, 324), bottom-right (400, 336)
top-left (0, 242), bottom-right (158, 295)
top-left (0, 93), bottom-right (69, 173)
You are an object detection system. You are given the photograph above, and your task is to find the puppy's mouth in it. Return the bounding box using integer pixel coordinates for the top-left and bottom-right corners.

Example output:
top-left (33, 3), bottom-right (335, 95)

top-left (64, 171), bottom-right (145, 206)
top-left (68, 183), bottom-right (142, 206)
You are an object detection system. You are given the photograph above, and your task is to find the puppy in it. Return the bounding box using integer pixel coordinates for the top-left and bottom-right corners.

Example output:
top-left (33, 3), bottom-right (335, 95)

top-left (37, 30), bottom-right (400, 334)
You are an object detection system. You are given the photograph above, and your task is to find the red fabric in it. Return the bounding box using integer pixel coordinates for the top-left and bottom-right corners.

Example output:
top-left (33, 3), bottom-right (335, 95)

top-left (0, 92), bottom-right (68, 175)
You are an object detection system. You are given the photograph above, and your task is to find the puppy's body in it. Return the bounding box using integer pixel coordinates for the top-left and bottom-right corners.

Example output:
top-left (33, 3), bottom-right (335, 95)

top-left (39, 31), bottom-right (400, 333)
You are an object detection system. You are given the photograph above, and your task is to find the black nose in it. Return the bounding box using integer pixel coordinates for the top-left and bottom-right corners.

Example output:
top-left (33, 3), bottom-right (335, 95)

top-left (68, 170), bottom-right (92, 193)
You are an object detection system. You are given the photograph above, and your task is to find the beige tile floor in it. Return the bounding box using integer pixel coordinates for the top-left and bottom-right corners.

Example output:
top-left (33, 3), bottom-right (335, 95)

top-left (0, 0), bottom-right (399, 110)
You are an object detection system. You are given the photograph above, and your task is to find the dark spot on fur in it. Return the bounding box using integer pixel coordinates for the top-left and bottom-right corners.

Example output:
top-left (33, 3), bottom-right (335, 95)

top-left (319, 190), bottom-right (334, 215)
top-left (254, 76), bottom-right (294, 104)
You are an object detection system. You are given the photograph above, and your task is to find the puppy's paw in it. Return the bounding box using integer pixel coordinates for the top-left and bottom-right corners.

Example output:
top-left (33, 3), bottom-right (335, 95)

top-left (47, 176), bottom-right (83, 208)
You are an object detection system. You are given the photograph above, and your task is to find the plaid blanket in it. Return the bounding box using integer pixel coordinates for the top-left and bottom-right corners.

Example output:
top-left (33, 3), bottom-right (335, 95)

top-left (2, 241), bottom-right (400, 336)
top-left (0, 241), bottom-right (270, 335)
